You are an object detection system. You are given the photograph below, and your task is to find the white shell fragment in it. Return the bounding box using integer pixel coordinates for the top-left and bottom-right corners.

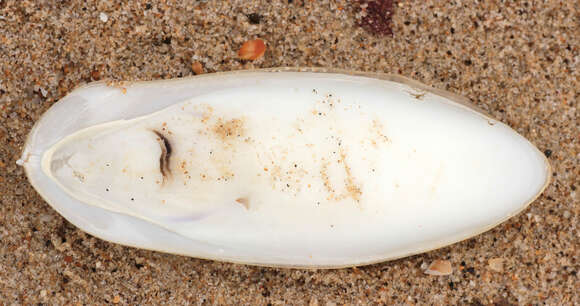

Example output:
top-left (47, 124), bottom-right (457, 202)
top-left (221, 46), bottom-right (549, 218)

top-left (21, 68), bottom-right (550, 268)
top-left (425, 260), bottom-right (453, 276)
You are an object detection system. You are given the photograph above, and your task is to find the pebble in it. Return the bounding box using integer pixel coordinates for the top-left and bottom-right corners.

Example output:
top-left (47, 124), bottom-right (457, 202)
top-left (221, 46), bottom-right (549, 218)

top-left (488, 258), bottom-right (504, 272)
top-left (191, 62), bottom-right (204, 75)
top-left (99, 12), bottom-right (108, 23)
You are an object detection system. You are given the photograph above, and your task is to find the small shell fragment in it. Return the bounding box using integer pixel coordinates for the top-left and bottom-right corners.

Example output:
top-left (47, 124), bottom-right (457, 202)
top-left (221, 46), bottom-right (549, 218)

top-left (488, 258), bottom-right (504, 272)
top-left (20, 68), bottom-right (550, 268)
top-left (238, 39), bottom-right (266, 60)
top-left (425, 260), bottom-right (453, 276)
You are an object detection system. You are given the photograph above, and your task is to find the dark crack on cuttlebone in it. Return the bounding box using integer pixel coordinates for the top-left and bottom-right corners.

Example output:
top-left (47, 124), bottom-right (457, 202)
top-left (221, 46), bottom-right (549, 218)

top-left (153, 130), bottom-right (172, 182)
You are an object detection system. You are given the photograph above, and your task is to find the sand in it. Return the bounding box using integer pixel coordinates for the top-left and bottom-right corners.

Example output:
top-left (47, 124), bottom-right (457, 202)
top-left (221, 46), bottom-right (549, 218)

top-left (0, 0), bottom-right (578, 304)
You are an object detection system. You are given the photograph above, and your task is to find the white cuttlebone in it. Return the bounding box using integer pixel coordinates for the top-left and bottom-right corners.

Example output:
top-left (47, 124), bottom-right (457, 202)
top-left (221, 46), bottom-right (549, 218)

top-left (20, 68), bottom-right (550, 268)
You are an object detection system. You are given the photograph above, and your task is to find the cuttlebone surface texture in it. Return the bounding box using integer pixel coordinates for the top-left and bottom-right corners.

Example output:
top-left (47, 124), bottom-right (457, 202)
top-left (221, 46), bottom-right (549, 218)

top-left (29, 72), bottom-right (549, 267)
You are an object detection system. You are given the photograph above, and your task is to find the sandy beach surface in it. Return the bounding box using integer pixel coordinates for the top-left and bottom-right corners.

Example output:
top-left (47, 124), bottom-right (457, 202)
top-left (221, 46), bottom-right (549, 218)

top-left (0, 1), bottom-right (578, 304)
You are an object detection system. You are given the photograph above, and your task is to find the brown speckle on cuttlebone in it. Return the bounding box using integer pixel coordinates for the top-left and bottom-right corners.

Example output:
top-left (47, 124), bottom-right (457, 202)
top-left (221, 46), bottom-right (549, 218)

top-left (319, 148), bottom-right (362, 204)
top-left (213, 118), bottom-right (245, 142)
top-left (235, 197), bottom-right (250, 210)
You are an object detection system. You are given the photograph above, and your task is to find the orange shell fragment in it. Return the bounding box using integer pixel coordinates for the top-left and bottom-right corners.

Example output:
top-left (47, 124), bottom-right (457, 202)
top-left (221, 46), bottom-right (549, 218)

top-left (238, 39), bottom-right (266, 60)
